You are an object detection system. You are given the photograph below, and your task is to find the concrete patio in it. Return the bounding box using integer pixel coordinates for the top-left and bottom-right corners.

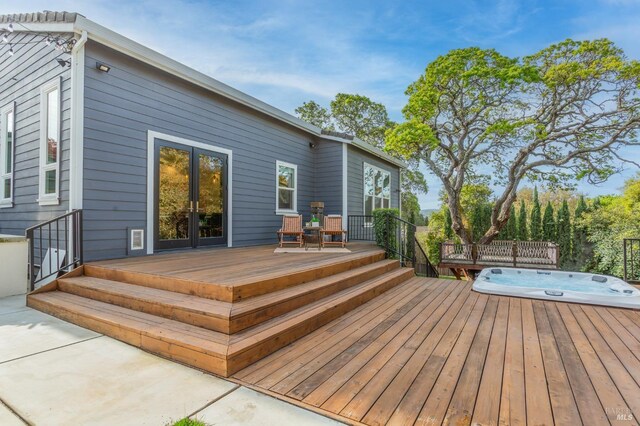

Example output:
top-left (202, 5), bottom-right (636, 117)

top-left (0, 295), bottom-right (342, 425)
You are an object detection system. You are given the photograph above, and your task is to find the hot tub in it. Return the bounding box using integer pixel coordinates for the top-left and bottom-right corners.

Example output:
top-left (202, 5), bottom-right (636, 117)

top-left (474, 267), bottom-right (640, 309)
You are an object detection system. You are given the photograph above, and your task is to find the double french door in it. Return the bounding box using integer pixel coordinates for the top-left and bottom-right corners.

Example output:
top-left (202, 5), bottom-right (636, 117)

top-left (154, 140), bottom-right (227, 250)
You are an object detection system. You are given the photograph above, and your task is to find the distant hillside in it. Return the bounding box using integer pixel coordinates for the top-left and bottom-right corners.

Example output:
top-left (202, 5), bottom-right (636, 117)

top-left (420, 209), bottom-right (439, 218)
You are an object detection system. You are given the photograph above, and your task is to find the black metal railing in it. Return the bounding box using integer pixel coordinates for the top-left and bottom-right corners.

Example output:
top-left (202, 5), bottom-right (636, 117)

top-left (25, 210), bottom-right (83, 291)
top-left (348, 213), bottom-right (438, 278)
top-left (623, 238), bottom-right (640, 283)
top-left (347, 215), bottom-right (375, 241)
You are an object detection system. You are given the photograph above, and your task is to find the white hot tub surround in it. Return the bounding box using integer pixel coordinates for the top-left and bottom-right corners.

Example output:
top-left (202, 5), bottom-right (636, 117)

top-left (474, 267), bottom-right (640, 309)
top-left (0, 234), bottom-right (28, 297)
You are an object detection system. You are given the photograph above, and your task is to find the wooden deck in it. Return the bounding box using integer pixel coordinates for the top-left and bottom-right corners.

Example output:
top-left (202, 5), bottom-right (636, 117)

top-left (30, 243), bottom-right (420, 377)
top-left (233, 278), bottom-right (640, 425)
top-left (88, 243), bottom-right (382, 301)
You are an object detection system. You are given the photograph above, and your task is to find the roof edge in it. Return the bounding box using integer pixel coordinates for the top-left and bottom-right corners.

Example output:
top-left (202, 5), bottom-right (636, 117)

top-left (319, 134), bottom-right (406, 168)
top-left (1, 14), bottom-right (403, 168)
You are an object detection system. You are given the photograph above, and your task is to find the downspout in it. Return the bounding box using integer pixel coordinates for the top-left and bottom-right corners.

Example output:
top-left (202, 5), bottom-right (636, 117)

top-left (69, 30), bottom-right (88, 211)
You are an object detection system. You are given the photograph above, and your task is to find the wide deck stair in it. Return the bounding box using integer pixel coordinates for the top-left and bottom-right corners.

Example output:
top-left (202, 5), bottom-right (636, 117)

top-left (28, 249), bottom-right (415, 377)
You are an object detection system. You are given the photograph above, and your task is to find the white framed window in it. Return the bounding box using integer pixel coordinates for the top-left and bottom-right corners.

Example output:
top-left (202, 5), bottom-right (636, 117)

top-left (276, 160), bottom-right (297, 214)
top-left (364, 162), bottom-right (391, 217)
top-left (38, 78), bottom-right (61, 205)
top-left (0, 102), bottom-right (15, 208)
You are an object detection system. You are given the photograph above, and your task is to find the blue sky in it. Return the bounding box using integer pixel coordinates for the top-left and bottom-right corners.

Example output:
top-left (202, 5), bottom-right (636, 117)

top-left (3, 0), bottom-right (640, 209)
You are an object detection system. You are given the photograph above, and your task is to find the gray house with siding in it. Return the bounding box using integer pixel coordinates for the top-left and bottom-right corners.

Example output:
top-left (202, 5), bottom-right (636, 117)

top-left (0, 11), bottom-right (404, 262)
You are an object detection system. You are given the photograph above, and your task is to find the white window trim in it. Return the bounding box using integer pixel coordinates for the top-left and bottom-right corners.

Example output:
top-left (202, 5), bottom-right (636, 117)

top-left (0, 102), bottom-right (15, 208)
top-left (363, 162), bottom-right (391, 216)
top-left (37, 77), bottom-right (62, 206)
top-left (276, 160), bottom-right (298, 214)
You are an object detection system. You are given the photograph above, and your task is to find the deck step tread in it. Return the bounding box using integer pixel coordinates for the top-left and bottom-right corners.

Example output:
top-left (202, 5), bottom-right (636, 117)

top-left (29, 291), bottom-right (230, 355)
top-left (59, 275), bottom-right (232, 318)
top-left (231, 259), bottom-right (399, 317)
top-left (229, 268), bottom-right (416, 351)
top-left (84, 249), bottom-right (387, 302)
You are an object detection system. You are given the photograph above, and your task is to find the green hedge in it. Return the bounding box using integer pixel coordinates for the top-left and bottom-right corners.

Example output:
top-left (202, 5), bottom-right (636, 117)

top-left (372, 208), bottom-right (400, 252)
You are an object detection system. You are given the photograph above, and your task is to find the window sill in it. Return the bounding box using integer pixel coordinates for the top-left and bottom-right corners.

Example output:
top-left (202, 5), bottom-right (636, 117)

top-left (276, 210), bottom-right (298, 215)
top-left (0, 201), bottom-right (13, 209)
top-left (37, 197), bottom-right (60, 206)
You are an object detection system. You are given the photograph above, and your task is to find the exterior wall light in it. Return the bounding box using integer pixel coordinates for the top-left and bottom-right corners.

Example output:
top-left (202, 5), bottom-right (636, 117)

top-left (96, 62), bottom-right (111, 72)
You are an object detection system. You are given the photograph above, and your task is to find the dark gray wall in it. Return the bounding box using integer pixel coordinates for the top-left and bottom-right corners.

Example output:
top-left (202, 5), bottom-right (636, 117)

top-left (82, 41), bottom-right (317, 260)
top-left (347, 145), bottom-right (400, 216)
top-left (0, 32), bottom-right (71, 236)
top-left (314, 139), bottom-right (342, 216)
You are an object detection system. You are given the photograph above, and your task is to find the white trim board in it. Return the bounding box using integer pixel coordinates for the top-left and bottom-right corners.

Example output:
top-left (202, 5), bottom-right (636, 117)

top-left (146, 130), bottom-right (233, 254)
top-left (342, 143), bottom-right (348, 230)
top-left (69, 31), bottom-right (87, 210)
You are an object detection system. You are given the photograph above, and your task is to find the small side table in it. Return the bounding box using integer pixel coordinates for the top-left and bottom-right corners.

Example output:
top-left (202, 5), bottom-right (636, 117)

top-left (303, 226), bottom-right (323, 251)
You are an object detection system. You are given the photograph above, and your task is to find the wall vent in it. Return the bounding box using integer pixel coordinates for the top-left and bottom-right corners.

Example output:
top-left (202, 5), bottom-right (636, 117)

top-left (130, 229), bottom-right (144, 251)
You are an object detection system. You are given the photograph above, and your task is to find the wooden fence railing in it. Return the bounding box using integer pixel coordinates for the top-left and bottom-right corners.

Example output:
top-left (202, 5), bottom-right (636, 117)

top-left (439, 240), bottom-right (559, 269)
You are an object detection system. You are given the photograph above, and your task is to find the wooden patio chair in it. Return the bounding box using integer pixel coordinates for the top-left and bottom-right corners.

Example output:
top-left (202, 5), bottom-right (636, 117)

top-left (320, 215), bottom-right (347, 248)
top-left (277, 214), bottom-right (304, 248)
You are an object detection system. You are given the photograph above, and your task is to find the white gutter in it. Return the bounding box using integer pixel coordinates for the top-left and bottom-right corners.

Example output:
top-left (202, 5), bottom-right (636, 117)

top-left (69, 30), bottom-right (87, 210)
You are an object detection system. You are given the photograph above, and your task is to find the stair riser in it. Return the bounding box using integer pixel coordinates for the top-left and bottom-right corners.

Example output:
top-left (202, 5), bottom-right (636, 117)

top-left (83, 252), bottom-right (386, 302)
top-left (231, 252), bottom-right (387, 301)
top-left (230, 260), bottom-right (399, 333)
top-left (57, 280), bottom-right (231, 333)
top-left (59, 260), bottom-right (399, 335)
top-left (28, 268), bottom-right (414, 378)
top-left (27, 295), bottom-right (229, 376)
top-left (226, 268), bottom-right (415, 375)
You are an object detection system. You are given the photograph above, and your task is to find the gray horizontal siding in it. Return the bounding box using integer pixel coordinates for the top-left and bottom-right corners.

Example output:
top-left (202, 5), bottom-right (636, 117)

top-left (0, 32), bottom-right (71, 236)
top-left (314, 140), bottom-right (343, 216)
top-left (347, 145), bottom-right (400, 217)
top-left (82, 41), bottom-right (316, 260)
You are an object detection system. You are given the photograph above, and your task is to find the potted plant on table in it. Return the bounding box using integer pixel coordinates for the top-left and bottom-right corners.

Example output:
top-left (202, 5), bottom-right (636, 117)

top-left (310, 215), bottom-right (320, 227)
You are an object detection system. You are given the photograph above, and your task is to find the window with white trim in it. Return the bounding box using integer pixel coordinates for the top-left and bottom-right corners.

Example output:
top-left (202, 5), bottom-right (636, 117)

top-left (276, 161), bottom-right (297, 213)
top-left (38, 79), bottom-right (61, 205)
top-left (364, 163), bottom-right (391, 217)
top-left (0, 103), bottom-right (15, 207)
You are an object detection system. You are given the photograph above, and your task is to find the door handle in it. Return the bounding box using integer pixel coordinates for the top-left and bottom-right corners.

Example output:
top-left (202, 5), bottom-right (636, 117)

top-left (189, 201), bottom-right (194, 213)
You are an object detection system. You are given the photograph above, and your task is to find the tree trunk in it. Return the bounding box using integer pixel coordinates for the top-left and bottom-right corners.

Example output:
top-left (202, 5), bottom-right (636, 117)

top-left (447, 197), bottom-right (472, 244)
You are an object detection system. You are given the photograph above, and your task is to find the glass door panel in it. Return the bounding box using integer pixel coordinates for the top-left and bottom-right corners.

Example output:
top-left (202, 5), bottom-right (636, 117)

top-left (196, 151), bottom-right (226, 246)
top-left (156, 145), bottom-right (193, 249)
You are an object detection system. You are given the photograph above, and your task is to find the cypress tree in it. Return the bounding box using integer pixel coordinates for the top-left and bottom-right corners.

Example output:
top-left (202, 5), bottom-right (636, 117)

top-left (516, 199), bottom-right (528, 241)
top-left (444, 206), bottom-right (454, 240)
top-left (557, 200), bottom-right (572, 268)
top-left (470, 203), bottom-right (493, 242)
top-left (542, 201), bottom-right (556, 241)
top-left (530, 187), bottom-right (542, 241)
top-left (572, 196), bottom-right (588, 268)
top-left (504, 204), bottom-right (517, 240)
top-left (470, 205), bottom-right (482, 242)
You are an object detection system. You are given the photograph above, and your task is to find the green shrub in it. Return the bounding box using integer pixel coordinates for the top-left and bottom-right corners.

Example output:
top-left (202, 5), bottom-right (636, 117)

top-left (372, 208), bottom-right (400, 253)
top-left (169, 418), bottom-right (209, 426)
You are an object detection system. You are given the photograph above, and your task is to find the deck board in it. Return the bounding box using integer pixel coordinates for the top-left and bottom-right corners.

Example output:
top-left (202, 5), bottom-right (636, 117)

top-left (233, 279), bottom-right (640, 425)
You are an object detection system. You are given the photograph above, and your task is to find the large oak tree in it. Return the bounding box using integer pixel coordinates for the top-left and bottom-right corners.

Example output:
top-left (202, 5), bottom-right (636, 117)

top-left (387, 39), bottom-right (640, 244)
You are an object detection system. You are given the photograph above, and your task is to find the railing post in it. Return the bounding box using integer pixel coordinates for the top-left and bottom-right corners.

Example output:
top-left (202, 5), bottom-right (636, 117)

top-left (77, 210), bottom-right (84, 266)
top-left (624, 239), bottom-right (628, 282)
top-left (512, 241), bottom-right (518, 267)
top-left (26, 228), bottom-right (34, 292)
top-left (471, 243), bottom-right (478, 265)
